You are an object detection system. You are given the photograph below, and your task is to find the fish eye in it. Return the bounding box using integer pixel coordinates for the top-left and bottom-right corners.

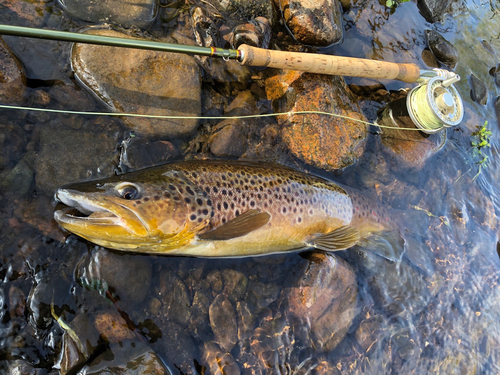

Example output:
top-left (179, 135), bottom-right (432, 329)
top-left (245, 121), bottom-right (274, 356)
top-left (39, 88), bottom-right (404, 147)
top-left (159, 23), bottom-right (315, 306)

top-left (116, 183), bottom-right (140, 200)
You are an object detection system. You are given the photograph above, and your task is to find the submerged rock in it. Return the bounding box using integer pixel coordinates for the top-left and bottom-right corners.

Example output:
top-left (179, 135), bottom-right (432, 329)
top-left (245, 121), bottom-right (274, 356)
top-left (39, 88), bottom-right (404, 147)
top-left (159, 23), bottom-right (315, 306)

top-left (377, 98), bottom-right (447, 171)
top-left (202, 342), bottom-right (240, 375)
top-left (0, 37), bottom-right (26, 105)
top-left (275, 0), bottom-right (343, 46)
top-left (209, 294), bottom-right (238, 352)
top-left (75, 248), bottom-right (152, 306)
top-left (425, 30), bottom-right (458, 69)
top-left (78, 341), bottom-right (171, 374)
top-left (470, 74), bottom-right (488, 105)
top-left (34, 116), bottom-right (121, 195)
top-left (211, 0), bottom-right (274, 20)
top-left (267, 71), bottom-right (367, 171)
top-left (417, 0), bottom-right (457, 23)
top-left (72, 28), bottom-right (201, 139)
top-left (119, 136), bottom-right (180, 171)
top-left (286, 252), bottom-right (358, 352)
top-left (59, 0), bottom-right (157, 28)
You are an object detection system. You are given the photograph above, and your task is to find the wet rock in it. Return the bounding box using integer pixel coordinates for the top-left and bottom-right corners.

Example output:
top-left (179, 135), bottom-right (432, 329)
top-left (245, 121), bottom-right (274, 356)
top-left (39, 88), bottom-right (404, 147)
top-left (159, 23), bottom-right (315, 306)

top-left (0, 37), bottom-right (26, 105)
top-left (231, 17), bottom-right (272, 49)
top-left (354, 312), bottom-right (386, 352)
top-left (190, 8), bottom-right (252, 93)
top-left (417, 0), bottom-right (457, 23)
top-left (470, 73), bottom-right (488, 105)
top-left (268, 71), bottom-right (367, 171)
top-left (286, 252), bottom-right (358, 352)
top-left (489, 64), bottom-right (500, 87)
top-left (35, 117), bottom-right (121, 195)
top-left (208, 119), bottom-right (249, 157)
top-left (0, 119), bottom-right (28, 167)
top-left (119, 136), bottom-right (179, 171)
top-left (421, 49), bottom-right (440, 68)
top-left (59, 0), bottom-right (157, 28)
top-left (75, 248), bottom-right (152, 306)
top-left (94, 310), bottom-right (136, 343)
top-left (206, 270), bottom-right (224, 293)
top-left (8, 286), bottom-right (25, 319)
top-left (72, 29), bottom-right (201, 139)
top-left (247, 313), bottom-right (295, 372)
top-left (222, 269), bottom-right (248, 303)
top-left (348, 247), bottom-right (435, 316)
top-left (425, 30), bottom-right (458, 69)
top-left (56, 313), bottom-right (101, 375)
top-left (189, 289), bottom-right (213, 340)
top-left (152, 321), bottom-right (198, 374)
top-left (202, 342), bottom-right (241, 375)
top-left (209, 294), bottom-right (238, 352)
top-left (0, 152), bottom-right (34, 197)
top-left (155, 270), bottom-right (191, 327)
top-left (7, 360), bottom-right (39, 375)
top-left (312, 360), bottom-right (341, 375)
top-left (213, 0), bottom-right (273, 20)
top-left (247, 281), bottom-right (280, 309)
top-left (78, 340), bottom-right (171, 375)
top-left (377, 97), bottom-right (447, 171)
top-left (47, 83), bottom-right (97, 112)
top-left (275, 0), bottom-right (343, 46)
top-left (0, 0), bottom-right (50, 27)
top-left (236, 301), bottom-right (256, 342)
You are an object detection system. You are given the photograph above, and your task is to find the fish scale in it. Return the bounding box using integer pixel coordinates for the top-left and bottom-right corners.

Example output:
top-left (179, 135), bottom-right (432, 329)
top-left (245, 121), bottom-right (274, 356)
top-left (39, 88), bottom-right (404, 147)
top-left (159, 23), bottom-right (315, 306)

top-left (175, 161), bottom-right (353, 234)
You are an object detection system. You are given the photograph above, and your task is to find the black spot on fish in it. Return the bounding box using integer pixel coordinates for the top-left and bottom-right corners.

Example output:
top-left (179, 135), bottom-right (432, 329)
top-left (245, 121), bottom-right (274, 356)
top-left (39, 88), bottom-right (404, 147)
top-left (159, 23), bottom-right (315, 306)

top-left (144, 197), bottom-right (150, 202)
top-left (213, 187), bottom-right (219, 193)
top-left (169, 184), bottom-right (176, 190)
top-left (190, 214), bottom-right (196, 221)
top-left (196, 198), bottom-right (203, 205)
top-left (223, 202), bottom-right (228, 210)
top-left (164, 192), bottom-right (171, 198)
top-left (235, 210), bottom-right (240, 216)
top-left (185, 198), bottom-right (191, 204)
top-left (186, 186), bottom-right (194, 195)
top-left (202, 209), bottom-right (209, 215)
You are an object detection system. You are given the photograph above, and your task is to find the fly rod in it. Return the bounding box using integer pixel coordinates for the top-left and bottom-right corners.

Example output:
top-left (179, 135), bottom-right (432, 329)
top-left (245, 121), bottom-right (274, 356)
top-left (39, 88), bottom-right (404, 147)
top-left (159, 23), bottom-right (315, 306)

top-left (0, 24), bottom-right (464, 131)
top-left (0, 24), bottom-right (423, 82)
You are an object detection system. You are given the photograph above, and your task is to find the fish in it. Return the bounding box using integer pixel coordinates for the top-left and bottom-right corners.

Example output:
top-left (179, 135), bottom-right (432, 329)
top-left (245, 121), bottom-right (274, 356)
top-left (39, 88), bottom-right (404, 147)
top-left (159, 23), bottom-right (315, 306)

top-left (53, 160), bottom-right (404, 259)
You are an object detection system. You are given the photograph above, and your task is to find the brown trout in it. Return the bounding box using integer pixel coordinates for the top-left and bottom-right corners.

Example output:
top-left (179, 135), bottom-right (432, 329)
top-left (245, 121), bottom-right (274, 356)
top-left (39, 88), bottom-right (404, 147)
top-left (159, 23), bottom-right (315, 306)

top-left (54, 160), bottom-right (402, 258)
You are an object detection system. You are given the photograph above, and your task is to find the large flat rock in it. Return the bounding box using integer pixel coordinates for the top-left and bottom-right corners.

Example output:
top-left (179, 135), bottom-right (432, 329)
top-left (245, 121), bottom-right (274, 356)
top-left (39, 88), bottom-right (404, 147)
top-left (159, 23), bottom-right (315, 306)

top-left (72, 29), bottom-right (202, 139)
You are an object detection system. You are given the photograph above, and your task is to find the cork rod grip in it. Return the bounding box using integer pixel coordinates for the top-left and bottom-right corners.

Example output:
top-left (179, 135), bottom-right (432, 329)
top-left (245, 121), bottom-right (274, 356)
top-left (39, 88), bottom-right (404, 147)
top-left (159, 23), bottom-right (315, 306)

top-left (238, 44), bottom-right (421, 83)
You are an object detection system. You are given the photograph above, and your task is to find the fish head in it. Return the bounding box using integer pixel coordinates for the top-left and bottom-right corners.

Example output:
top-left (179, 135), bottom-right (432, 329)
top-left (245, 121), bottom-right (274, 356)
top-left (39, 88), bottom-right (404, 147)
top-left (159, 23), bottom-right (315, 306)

top-left (53, 170), bottom-right (193, 250)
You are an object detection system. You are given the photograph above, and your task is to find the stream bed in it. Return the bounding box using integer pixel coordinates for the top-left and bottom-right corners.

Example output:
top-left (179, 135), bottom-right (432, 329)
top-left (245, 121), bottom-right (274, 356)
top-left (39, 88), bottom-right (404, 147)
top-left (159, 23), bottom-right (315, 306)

top-left (0, 0), bottom-right (500, 374)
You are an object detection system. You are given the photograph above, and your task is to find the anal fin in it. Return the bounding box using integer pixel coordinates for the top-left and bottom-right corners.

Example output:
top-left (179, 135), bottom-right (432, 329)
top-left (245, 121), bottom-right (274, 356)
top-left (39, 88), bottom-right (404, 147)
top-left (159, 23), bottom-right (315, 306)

top-left (310, 225), bottom-right (360, 251)
top-left (198, 209), bottom-right (271, 241)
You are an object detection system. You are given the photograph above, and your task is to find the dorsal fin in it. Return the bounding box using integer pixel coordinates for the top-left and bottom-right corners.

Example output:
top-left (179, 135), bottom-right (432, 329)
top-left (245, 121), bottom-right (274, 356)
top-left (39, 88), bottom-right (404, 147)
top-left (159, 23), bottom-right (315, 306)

top-left (198, 209), bottom-right (270, 241)
top-left (309, 225), bottom-right (360, 251)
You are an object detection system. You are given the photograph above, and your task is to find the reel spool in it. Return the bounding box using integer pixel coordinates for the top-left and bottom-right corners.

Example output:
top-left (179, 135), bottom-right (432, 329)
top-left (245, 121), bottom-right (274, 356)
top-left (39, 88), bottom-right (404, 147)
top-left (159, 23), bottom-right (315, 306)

top-left (376, 69), bottom-right (463, 134)
top-left (406, 74), bottom-right (463, 133)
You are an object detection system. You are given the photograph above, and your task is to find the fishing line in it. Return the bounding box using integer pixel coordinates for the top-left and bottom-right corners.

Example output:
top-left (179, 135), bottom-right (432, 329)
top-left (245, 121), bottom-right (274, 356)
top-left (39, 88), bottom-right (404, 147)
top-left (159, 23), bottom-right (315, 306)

top-left (0, 104), bottom-right (425, 131)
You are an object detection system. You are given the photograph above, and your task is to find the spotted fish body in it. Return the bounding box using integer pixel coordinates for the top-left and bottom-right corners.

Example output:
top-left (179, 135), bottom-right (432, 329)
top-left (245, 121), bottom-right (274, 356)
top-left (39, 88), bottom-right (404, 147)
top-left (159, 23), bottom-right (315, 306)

top-left (54, 160), bottom-right (396, 257)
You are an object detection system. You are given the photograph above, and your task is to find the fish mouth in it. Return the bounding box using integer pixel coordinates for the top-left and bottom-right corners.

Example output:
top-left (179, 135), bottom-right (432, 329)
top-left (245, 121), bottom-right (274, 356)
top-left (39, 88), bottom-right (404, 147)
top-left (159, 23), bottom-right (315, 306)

top-left (54, 189), bottom-right (148, 237)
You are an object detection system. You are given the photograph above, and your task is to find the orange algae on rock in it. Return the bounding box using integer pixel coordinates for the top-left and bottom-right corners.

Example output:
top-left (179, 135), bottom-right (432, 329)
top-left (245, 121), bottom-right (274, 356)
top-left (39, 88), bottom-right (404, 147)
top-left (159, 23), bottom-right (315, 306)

top-left (266, 71), bottom-right (368, 171)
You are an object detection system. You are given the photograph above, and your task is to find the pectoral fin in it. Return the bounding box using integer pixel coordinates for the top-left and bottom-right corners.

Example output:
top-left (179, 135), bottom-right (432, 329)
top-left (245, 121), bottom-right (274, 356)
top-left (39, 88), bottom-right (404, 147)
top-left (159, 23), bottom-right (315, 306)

top-left (198, 209), bottom-right (271, 241)
top-left (310, 226), bottom-right (360, 251)
top-left (358, 230), bottom-right (405, 262)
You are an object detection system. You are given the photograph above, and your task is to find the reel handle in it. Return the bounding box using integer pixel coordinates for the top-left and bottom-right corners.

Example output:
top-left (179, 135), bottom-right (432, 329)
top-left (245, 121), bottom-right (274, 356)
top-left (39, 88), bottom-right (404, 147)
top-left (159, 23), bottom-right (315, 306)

top-left (238, 44), bottom-right (421, 83)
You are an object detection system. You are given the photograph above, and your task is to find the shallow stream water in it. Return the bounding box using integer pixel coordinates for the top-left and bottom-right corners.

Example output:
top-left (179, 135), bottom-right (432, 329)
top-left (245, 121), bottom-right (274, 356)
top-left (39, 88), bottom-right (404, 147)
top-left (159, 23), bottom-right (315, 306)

top-left (1, 0), bottom-right (500, 374)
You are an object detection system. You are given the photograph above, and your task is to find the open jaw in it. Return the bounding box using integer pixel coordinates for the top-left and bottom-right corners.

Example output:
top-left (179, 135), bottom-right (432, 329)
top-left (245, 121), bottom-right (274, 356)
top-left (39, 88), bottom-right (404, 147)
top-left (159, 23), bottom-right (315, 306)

top-left (54, 189), bottom-right (121, 226)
